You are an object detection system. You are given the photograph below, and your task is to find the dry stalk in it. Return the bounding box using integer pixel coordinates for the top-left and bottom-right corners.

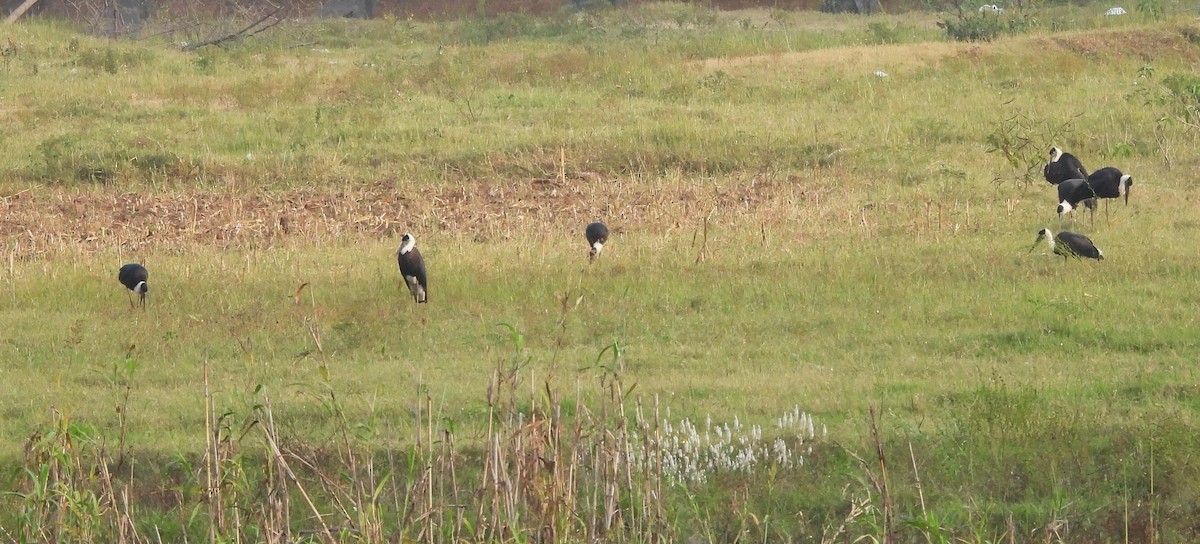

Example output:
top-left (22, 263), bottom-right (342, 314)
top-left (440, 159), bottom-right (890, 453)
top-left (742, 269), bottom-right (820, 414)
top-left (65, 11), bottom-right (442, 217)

top-left (868, 406), bottom-right (895, 544)
top-left (258, 396), bottom-right (334, 543)
top-left (261, 402), bottom-right (291, 544)
top-left (424, 393), bottom-right (434, 544)
top-left (909, 442), bottom-right (926, 518)
top-left (203, 358), bottom-right (220, 542)
top-left (693, 207), bottom-right (717, 264)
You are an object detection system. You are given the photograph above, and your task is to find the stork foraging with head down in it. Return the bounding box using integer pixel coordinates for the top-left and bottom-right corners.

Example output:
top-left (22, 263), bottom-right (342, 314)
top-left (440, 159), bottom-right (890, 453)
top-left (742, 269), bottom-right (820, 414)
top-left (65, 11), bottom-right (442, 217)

top-left (397, 233), bottom-right (428, 303)
top-left (1043, 147), bottom-right (1088, 185)
top-left (1029, 228), bottom-right (1103, 261)
top-left (1056, 177), bottom-right (1099, 225)
top-left (118, 263), bottom-right (149, 309)
top-left (585, 222), bottom-right (609, 263)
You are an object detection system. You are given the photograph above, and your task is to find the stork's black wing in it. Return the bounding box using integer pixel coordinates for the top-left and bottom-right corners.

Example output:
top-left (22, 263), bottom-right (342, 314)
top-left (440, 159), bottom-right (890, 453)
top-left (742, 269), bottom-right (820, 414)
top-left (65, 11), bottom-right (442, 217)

top-left (1057, 231), bottom-right (1102, 260)
top-left (1045, 153), bottom-right (1088, 184)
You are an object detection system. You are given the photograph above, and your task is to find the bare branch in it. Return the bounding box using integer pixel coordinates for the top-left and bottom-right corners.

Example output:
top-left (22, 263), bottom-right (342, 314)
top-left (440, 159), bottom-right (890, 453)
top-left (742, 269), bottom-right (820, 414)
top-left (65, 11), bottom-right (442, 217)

top-left (181, 4), bottom-right (284, 52)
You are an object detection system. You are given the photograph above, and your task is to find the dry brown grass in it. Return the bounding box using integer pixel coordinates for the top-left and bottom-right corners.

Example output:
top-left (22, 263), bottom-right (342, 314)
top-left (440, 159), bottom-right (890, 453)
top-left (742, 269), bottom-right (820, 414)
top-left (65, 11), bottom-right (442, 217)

top-left (1, 168), bottom-right (851, 258)
top-left (2, 160), bottom-right (1006, 266)
top-left (1047, 24), bottom-right (1200, 62)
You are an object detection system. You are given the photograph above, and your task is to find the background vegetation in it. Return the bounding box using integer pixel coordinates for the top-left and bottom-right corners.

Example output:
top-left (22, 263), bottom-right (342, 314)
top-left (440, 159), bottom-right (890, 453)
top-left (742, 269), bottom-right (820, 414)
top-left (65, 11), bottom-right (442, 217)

top-left (2, 1), bottom-right (1200, 541)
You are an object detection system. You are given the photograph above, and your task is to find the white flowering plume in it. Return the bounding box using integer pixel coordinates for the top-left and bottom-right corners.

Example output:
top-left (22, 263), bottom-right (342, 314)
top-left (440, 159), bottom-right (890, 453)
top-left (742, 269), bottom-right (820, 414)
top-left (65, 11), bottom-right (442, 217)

top-left (637, 405), bottom-right (827, 486)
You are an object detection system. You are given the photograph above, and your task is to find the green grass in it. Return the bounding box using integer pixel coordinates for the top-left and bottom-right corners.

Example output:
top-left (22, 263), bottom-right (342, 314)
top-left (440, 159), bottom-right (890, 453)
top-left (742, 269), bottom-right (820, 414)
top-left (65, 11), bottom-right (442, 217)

top-left (3, 2), bottom-right (1200, 541)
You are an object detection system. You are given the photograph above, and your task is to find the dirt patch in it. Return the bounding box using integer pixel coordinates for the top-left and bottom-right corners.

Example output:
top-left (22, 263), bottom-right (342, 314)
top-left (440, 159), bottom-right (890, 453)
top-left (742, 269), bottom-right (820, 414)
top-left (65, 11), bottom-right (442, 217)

top-left (1, 173), bottom-right (828, 258)
top-left (1049, 26), bottom-right (1200, 62)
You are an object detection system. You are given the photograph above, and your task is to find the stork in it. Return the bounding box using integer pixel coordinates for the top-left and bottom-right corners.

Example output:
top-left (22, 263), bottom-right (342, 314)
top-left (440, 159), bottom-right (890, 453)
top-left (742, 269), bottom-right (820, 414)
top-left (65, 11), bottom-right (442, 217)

top-left (1043, 147), bottom-right (1088, 185)
top-left (1086, 167), bottom-right (1133, 220)
top-left (397, 233), bottom-right (428, 303)
top-left (585, 222), bottom-right (609, 263)
top-left (1056, 177), bottom-right (1099, 225)
top-left (118, 263), bottom-right (149, 309)
top-left (1029, 228), bottom-right (1103, 261)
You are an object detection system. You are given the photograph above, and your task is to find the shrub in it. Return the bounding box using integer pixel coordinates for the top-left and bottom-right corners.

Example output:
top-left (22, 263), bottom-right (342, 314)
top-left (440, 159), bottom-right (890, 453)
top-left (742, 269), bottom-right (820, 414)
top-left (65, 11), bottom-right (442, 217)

top-left (1157, 73), bottom-right (1200, 128)
top-left (942, 11), bottom-right (1036, 42)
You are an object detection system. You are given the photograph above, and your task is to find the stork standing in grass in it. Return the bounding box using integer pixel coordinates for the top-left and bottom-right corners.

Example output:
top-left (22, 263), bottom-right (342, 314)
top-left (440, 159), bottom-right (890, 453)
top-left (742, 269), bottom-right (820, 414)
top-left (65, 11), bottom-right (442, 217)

top-left (585, 222), bottom-right (609, 263)
top-left (1029, 228), bottom-right (1103, 261)
top-left (1086, 167), bottom-right (1133, 220)
top-left (397, 233), bottom-right (428, 303)
top-left (118, 263), bottom-right (149, 309)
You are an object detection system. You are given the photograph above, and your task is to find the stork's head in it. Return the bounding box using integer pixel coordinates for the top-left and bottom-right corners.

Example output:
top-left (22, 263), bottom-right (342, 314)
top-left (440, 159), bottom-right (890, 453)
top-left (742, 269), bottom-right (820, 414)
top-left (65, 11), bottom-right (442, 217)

top-left (134, 281), bottom-right (148, 294)
top-left (1056, 200), bottom-right (1073, 217)
top-left (1119, 174), bottom-right (1132, 204)
top-left (399, 233), bottom-right (416, 255)
top-left (1048, 147), bottom-right (1063, 163)
top-left (1030, 228), bottom-right (1054, 253)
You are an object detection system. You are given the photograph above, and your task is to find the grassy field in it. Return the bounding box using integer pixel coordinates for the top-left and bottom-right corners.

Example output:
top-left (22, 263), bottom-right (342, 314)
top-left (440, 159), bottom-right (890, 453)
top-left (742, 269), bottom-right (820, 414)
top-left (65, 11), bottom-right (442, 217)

top-left (3, 2), bottom-right (1200, 541)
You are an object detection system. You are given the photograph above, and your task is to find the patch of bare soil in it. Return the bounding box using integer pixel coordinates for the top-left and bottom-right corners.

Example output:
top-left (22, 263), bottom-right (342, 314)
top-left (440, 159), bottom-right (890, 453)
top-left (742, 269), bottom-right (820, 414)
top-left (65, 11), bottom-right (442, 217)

top-left (1048, 25), bottom-right (1200, 62)
top-left (1, 173), bottom-right (820, 258)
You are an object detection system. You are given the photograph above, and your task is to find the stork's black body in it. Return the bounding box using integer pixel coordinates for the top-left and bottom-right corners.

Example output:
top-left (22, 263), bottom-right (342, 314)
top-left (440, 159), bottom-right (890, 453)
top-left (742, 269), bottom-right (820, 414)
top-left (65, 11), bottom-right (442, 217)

top-left (118, 263), bottom-right (149, 309)
top-left (585, 222), bottom-right (609, 263)
top-left (1030, 228), bottom-right (1103, 261)
top-left (1044, 147), bottom-right (1088, 185)
top-left (1086, 167), bottom-right (1133, 206)
top-left (1056, 177), bottom-right (1098, 219)
top-left (397, 233), bottom-right (428, 303)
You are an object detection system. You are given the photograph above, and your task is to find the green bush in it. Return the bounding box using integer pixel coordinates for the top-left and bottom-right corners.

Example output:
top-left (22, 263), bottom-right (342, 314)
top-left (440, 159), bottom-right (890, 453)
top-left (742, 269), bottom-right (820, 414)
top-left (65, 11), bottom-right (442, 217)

top-left (866, 21), bottom-right (906, 44)
top-left (1159, 73), bottom-right (1200, 127)
top-left (942, 12), bottom-right (1036, 42)
top-left (1136, 0), bottom-right (1165, 20)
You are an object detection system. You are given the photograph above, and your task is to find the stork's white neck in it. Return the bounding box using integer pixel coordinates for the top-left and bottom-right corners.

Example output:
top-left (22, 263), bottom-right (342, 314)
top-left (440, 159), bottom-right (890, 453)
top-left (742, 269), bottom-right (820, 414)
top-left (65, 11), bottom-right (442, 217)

top-left (592, 241), bottom-right (604, 254)
top-left (1119, 175), bottom-right (1130, 195)
top-left (135, 281), bottom-right (147, 294)
top-left (1050, 148), bottom-right (1063, 163)
top-left (399, 238), bottom-right (416, 255)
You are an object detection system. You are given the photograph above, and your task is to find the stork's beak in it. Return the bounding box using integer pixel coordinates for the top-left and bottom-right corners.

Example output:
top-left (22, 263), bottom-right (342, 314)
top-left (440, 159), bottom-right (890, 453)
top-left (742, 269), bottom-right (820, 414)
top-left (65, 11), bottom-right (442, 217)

top-left (1028, 233), bottom-right (1045, 253)
top-left (1124, 189), bottom-right (1129, 205)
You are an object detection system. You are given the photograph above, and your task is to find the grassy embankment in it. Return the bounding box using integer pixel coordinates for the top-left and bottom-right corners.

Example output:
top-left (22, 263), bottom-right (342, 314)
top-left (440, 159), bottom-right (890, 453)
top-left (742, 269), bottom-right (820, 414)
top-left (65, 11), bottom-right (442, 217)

top-left (2, 3), bottom-right (1200, 541)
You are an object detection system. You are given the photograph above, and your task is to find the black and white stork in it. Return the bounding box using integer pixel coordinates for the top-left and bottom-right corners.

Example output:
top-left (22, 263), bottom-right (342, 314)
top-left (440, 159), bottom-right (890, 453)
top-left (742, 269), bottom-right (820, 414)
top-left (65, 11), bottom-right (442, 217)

top-left (1043, 147), bottom-right (1088, 185)
top-left (1086, 167), bottom-right (1133, 220)
top-left (1055, 177), bottom-right (1099, 224)
top-left (118, 263), bottom-right (149, 309)
top-left (585, 222), bottom-right (609, 263)
top-left (397, 233), bottom-right (428, 303)
top-left (1029, 228), bottom-right (1103, 261)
